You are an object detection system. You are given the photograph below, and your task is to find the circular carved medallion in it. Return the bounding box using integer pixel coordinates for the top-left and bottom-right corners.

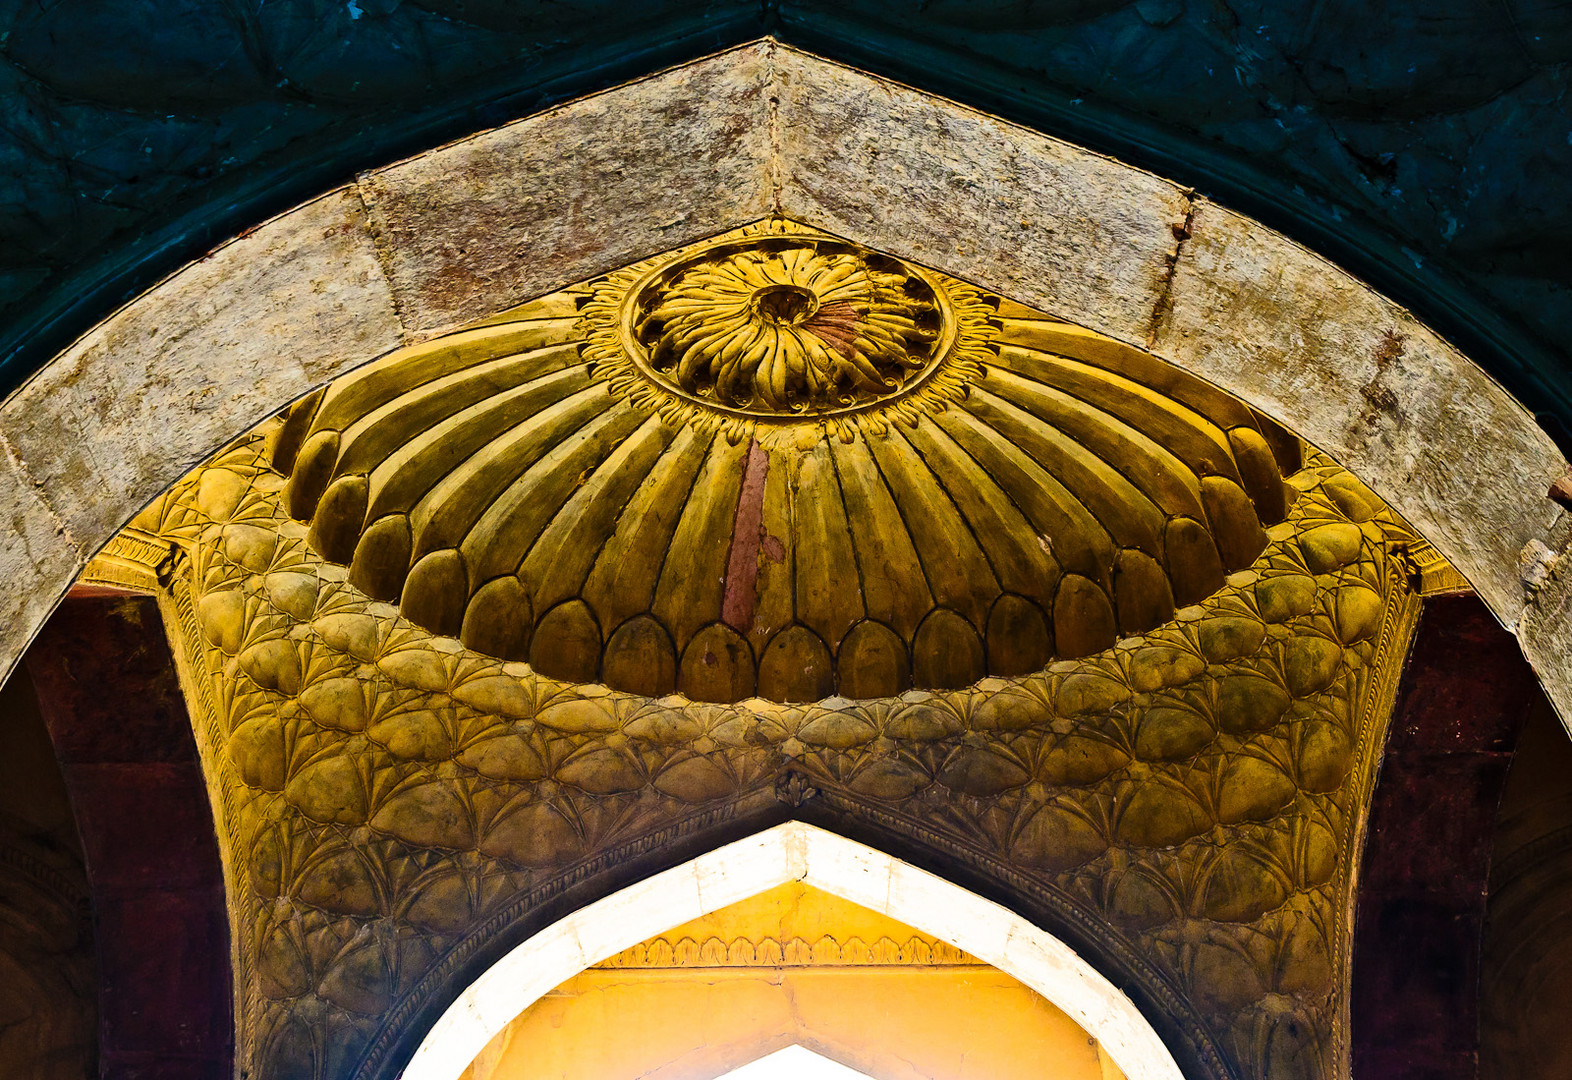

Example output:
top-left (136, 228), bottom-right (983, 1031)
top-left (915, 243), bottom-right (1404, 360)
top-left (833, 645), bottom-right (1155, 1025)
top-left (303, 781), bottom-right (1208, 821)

top-left (583, 223), bottom-right (994, 443)
top-left (630, 237), bottom-right (944, 412)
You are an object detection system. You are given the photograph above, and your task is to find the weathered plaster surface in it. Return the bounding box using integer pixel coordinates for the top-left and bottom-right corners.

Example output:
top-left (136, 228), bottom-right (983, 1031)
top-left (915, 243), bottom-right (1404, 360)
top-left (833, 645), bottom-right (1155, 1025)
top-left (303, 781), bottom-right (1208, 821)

top-left (359, 44), bottom-right (777, 335)
top-left (0, 41), bottom-right (1567, 730)
top-left (0, 437), bottom-right (81, 684)
top-left (771, 47), bottom-right (1192, 346)
top-left (1520, 569), bottom-right (1572, 730)
top-left (0, 188), bottom-right (400, 560)
top-left (1151, 200), bottom-right (1567, 625)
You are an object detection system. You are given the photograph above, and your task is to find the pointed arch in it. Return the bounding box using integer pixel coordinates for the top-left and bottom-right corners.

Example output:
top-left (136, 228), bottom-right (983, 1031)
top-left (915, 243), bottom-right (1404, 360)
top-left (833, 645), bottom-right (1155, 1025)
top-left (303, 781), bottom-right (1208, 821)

top-left (402, 821), bottom-right (1185, 1080)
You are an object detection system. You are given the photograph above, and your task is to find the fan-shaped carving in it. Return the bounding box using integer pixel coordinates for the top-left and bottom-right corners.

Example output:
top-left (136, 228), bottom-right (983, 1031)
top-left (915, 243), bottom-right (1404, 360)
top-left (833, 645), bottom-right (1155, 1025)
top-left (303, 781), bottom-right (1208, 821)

top-left (272, 221), bottom-right (1300, 703)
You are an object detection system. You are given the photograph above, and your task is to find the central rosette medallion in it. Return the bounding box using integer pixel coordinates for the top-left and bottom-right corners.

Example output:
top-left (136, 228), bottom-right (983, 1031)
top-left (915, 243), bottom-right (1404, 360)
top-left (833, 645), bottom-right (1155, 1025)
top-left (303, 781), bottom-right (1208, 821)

top-left (583, 224), bottom-right (992, 442)
top-left (636, 239), bottom-right (939, 411)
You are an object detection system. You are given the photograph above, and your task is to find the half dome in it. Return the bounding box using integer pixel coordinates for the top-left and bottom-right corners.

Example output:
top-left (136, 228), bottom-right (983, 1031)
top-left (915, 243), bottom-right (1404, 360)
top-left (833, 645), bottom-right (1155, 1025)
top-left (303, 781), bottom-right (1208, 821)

top-left (273, 220), bottom-right (1300, 703)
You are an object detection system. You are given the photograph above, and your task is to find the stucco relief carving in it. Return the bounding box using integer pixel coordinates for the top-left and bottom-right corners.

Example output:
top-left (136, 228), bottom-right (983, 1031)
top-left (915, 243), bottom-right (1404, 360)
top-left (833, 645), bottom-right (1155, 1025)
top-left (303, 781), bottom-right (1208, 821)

top-left (124, 228), bottom-right (1423, 1080)
top-left (600, 933), bottom-right (974, 968)
top-left (273, 220), bottom-right (1300, 706)
top-left (618, 229), bottom-right (954, 416)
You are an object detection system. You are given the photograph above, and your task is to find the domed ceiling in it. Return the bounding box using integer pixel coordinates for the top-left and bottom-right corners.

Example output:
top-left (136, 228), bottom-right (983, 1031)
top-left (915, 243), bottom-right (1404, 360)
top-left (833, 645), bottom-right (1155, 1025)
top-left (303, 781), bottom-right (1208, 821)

top-left (274, 220), bottom-right (1300, 704)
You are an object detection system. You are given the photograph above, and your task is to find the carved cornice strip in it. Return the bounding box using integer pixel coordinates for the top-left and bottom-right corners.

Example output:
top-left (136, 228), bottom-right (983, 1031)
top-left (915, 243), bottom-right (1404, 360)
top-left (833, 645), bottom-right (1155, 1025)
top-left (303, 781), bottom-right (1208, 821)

top-left (595, 933), bottom-right (976, 969)
top-left (0, 835), bottom-right (89, 907)
top-left (1330, 556), bottom-right (1423, 1073)
top-left (78, 527), bottom-right (174, 593)
top-left (159, 566), bottom-right (263, 1045)
top-left (1487, 823), bottom-right (1572, 896)
top-left (1400, 538), bottom-right (1472, 596)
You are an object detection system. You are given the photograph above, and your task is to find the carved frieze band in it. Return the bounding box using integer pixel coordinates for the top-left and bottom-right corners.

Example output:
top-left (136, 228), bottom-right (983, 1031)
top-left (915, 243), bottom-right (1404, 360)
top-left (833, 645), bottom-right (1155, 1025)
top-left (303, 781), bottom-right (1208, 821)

top-left (78, 527), bottom-right (174, 593)
top-left (598, 934), bottom-right (975, 969)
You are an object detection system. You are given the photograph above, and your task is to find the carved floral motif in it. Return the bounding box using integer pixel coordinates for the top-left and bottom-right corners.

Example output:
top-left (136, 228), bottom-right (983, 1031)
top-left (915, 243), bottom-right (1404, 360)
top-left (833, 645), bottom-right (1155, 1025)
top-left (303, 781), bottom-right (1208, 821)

top-left (581, 220), bottom-right (994, 444)
top-left (636, 242), bottom-right (936, 412)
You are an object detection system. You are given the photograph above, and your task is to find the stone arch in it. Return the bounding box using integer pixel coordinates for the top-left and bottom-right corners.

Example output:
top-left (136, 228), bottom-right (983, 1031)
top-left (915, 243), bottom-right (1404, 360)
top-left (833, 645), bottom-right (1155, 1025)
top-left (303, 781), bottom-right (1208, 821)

top-left (1, 40), bottom-right (1565, 728)
top-left (397, 820), bottom-right (1188, 1080)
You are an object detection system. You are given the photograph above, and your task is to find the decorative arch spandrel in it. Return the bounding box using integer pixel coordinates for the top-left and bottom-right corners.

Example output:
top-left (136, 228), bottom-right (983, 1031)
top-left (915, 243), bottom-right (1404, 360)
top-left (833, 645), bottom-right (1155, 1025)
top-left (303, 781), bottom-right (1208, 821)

top-left (112, 223), bottom-right (1427, 1080)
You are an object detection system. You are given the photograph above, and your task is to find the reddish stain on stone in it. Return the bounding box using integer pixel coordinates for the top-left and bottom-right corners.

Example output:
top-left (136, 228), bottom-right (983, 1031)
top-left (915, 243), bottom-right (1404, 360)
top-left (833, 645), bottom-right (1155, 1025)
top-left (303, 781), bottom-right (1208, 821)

top-left (721, 439), bottom-right (770, 632)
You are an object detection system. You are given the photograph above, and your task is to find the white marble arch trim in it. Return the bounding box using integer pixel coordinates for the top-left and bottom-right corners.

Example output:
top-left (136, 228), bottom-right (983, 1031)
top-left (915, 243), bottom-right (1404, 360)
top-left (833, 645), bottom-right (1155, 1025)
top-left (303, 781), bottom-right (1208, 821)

top-left (0, 39), bottom-right (1566, 718)
top-left (403, 821), bottom-right (1186, 1080)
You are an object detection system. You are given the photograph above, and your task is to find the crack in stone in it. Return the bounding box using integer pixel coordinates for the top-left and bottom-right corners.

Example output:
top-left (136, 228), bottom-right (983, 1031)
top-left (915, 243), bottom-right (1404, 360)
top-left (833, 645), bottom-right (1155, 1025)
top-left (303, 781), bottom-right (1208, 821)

top-left (0, 430), bottom-right (78, 556)
top-left (765, 39), bottom-right (784, 215)
top-left (348, 178), bottom-right (415, 343)
top-left (1145, 192), bottom-right (1196, 349)
top-left (0, 428), bottom-right (83, 687)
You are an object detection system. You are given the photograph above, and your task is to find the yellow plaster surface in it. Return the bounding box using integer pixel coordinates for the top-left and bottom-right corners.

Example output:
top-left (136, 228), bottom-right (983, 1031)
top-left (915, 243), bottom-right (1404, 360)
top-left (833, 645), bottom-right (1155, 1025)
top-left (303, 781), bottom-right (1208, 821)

top-left (606, 882), bottom-right (966, 958)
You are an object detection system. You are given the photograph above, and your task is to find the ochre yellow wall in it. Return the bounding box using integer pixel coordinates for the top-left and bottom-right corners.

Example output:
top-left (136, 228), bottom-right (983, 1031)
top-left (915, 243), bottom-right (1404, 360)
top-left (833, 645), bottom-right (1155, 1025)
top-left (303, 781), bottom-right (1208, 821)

top-left (464, 884), bottom-right (1124, 1080)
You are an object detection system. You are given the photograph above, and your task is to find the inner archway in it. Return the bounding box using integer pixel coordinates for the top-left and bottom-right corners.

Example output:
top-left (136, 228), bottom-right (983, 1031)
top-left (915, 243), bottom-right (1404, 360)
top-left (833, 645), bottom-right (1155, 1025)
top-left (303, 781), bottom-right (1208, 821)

top-left (406, 822), bottom-right (1181, 1080)
top-left (460, 880), bottom-right (1128, 1080)
top-left (716, 1047), bottom-right (880, 1080)
top-left (84, 209), bottom-right (1429, 1080)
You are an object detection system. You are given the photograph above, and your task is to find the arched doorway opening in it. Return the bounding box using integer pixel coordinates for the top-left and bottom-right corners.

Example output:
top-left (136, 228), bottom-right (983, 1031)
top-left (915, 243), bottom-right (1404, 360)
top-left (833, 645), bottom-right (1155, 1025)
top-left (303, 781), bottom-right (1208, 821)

top-left (460, 880), bottom-right (1126, 1080)
top-left (711, 1046), bottom-right (883, 1080)
top-left (407, 823), bottom-right (1177, 1080)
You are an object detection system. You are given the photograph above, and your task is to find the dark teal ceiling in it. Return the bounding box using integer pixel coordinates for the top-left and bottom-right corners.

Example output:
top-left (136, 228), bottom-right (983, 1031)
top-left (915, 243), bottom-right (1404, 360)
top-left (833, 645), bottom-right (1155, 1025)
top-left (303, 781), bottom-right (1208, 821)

top-left (1, 0), bottom-right (1568, 442)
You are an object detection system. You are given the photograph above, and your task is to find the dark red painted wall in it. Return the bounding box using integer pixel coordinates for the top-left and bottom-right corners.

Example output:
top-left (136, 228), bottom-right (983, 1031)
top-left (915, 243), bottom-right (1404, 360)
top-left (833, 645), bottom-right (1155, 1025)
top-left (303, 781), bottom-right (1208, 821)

top-left (1353, 595), bottom-right (1543, 1078)
top-left (27, 594), bottom-right (232, 1080)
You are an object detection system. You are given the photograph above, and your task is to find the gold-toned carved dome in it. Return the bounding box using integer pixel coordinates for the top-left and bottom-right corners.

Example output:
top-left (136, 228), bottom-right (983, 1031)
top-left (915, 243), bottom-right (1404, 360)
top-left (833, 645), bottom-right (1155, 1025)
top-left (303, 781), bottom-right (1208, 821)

top-left (274, 220), bottom-right (1299, 704)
